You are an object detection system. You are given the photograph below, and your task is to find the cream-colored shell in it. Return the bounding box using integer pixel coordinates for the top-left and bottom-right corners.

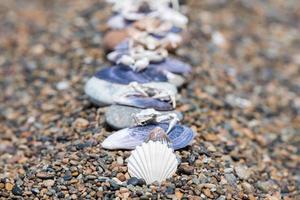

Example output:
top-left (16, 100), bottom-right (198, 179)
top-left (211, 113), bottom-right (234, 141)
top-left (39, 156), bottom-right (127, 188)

top-left (128, 141), bottom-right (178, 184)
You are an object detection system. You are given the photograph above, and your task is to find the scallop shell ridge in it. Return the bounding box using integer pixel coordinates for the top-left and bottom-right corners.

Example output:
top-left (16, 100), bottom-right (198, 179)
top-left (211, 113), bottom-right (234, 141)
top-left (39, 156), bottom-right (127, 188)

top-left (128, 141), bottom-right (178, 184)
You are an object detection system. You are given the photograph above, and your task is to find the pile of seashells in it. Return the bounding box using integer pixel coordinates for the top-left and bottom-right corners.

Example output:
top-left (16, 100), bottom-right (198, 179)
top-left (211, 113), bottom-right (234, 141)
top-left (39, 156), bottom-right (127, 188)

top-left (85, 0), bottom-right (195, 184)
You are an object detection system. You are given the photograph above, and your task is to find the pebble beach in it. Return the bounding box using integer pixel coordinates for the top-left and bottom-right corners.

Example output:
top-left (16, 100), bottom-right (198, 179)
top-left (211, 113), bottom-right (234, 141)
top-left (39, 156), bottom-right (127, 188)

top-left (0, 0), bottom-right (299, 199)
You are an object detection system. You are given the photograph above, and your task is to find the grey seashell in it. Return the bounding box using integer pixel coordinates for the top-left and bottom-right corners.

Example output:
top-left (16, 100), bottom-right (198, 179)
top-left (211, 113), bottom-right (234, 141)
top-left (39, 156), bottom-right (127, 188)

top-left (84, 77), bottom-right (177, 106)
top-left (105, 104), bottom-right (183, 130)
top-left (101, 123), bottom-right (195, 150)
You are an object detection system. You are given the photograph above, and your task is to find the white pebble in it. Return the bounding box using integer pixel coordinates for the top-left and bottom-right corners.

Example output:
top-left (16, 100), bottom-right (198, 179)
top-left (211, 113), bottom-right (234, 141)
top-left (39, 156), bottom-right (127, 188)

top-left (56, 81), bottom-right (70, 90)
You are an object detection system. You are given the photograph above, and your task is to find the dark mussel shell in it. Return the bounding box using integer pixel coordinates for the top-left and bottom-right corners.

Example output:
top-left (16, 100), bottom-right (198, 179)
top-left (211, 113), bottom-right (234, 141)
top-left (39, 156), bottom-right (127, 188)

top-left (94, 66), bottom-right (168, 84)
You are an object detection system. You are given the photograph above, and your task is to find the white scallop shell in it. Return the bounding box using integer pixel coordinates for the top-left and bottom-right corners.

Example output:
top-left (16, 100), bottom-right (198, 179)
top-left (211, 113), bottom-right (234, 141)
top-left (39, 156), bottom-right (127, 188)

top-left (128, 141), bottom-right (178, 184)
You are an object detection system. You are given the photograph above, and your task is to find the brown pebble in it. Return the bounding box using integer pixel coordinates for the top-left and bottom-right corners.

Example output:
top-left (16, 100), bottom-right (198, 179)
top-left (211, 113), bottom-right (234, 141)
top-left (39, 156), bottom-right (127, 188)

top-left (179, 163), bottom-right (194, 175)
top-left (242, 182), bottom-right (254, 194)
top-left (117, 173), bottom-right (126, 182)
top-left (72, 171), bottom-right (79, 177)
top-left (5, 183), bottom-right (14, 191)
top-left (73, 118), bottom-right (89, 129)
top-left (203, 188), bottom-right (213, 198)
top-left (36, 172), bottom-right (54, 179)
top-left (175, 190), bottom-right (183, 199)
top-left (103, 30), bottom-right (128, 50)
top-left (203, 134), bottom-right (218, 141)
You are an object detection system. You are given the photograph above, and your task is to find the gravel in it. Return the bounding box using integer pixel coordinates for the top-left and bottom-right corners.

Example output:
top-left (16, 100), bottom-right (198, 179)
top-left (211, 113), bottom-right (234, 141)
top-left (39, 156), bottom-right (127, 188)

top-left (0, 0), bottom-right (299, 199)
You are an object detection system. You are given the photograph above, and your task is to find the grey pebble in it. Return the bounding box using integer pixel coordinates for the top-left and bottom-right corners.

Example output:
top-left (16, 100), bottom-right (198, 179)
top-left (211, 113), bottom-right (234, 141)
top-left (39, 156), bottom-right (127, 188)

top-left (84, 77), bottom-right (177, 106)
top-left (127, 177), bottom-right (139, 186)
top-left (235, 164), bottom-right (251, 180)
top-left (256, 180), bottom-right (276, 192)
top-left (225, 173), bottom-right (237, 186)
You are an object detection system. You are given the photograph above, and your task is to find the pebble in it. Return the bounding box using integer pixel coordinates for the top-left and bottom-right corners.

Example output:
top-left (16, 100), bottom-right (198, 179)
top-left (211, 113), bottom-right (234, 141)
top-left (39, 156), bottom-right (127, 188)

top-left (224, 173), bottom-right (237, 186)
top-left (117, 173), bottom-right (126, 182)
top-left (31, 188), bottom-right (40, 195)
top-left (256, 180), bottom-right (277, 192)
top-left (178, 163), bottom-right (194, 175)
top-left (63, 171), bottom-right (73, 181)
top-left (241, 181), bottom-right (254, 194)
top-left (12, 185), bottom-right (23, 196)
top-left (56, 81), bottom-right (70, 90)
top-left (105, 104), bottom-right (183, 129)
top-left (36, 172), bottom-right (55, 179)
top-left (235, 164), bottom-right (251, 180)
top-left (5, 183), bottom-right (14, 191)
top-left (127, 177), bottom-right (139, 186)
top-left (73, 118), bottom-right (89, 129)
top-left (43, 180), bottom-right (55, 187)
top-left (117, 156), bottom-right (124, 165)
top-left (85, 77), bottom-right (177, 106)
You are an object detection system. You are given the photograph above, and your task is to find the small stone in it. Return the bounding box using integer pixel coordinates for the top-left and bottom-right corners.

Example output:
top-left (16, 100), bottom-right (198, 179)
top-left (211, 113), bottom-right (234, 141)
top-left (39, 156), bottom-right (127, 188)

top-left (110, 180), bottom-right (120, 190)
top-left (178, 163), bottom-right (194, 175)
top-left (117, 173), bottom-right (126, 182)
top-left (165, 186), bottom-right (175, 194)
top-left (117, 156), bottom-right (124, 165)
top-left (127, 177), bottom-right (139, 186)
top-left (207, 143), bottom-right (217, 152)
top-left (72, 171), bottom-right (79, 177)
top-left (211, 31), bottom-right (227, 48)
top-left (12, 185), bottom-right (23, 196)
top-left (43, 180), bottom-right (55, 187)
top-left (36, 172), bottom-right (55, 179)
top-left (235, 164), bottom-right (251, 180)
top-left (85, 78), bottom-right (177, 109)
top-left (175, 190), bottom-right (183, 199)
top-left (73, 118), bottom-right (89, 129)
top-left (31, 188), bottom-right (40, 195)
top-left (138, 178), bottom-right (146, 186)
top-left (242, 182), bottom-right (254, 194)
top-left (64, 171), bottom-right (72, 181)
top-left (203, 188), bottom-right (213, 198)
top-left (5, 182), bottom-right (14, 191)
top-left (86, 175), bottom-right (97, 180)
top-left (57, 192), bottom-right (65, 198)
top-left (56, 81), bottom-right (70, 90)
top-left (0, 183), bottom-right (4, 189)
top-left (31, 44), bottom-right (45, 55)
top-left (216, 195), bottom-right (226, 200)
top-left (225, 173), bottom-right (237, 186)
top-left (203, 134), bottom-right (218, 141)
top-left (257, 180), bottom-right (277, 192)
top-left (224, 168), bottom-right (233, 174)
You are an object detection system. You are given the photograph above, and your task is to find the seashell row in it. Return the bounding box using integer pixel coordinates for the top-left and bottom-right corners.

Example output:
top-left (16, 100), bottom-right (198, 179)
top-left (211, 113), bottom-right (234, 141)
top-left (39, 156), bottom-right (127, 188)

top-left (84, 0), bottom-right (196, 184)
